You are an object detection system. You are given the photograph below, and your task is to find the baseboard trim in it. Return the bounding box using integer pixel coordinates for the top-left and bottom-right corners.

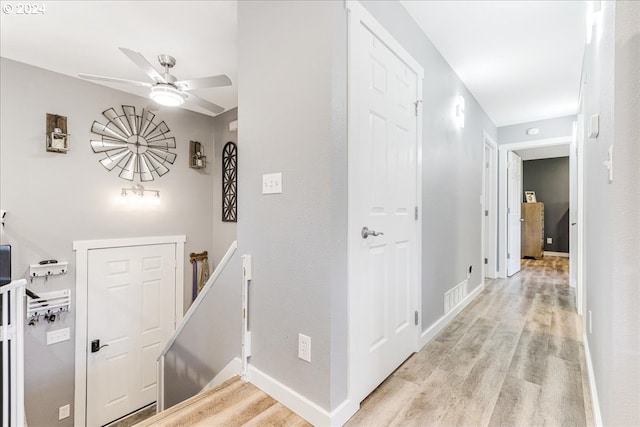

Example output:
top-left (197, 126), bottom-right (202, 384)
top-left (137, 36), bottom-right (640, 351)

top-left (544, 251), bottom-right (570, 258)
top-left (582, 333), bottom-right (603, 426)
top-left (419, 282), bottom-right (485, 348)
top-left (247, 364), bottom-right (358, 426)
top-left (201, 357), bottom-right (242, 393)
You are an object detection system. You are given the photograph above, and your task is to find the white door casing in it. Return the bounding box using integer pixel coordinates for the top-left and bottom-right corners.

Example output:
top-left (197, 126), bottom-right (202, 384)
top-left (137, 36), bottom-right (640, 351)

top-left (87, 244), bottom-right (175, 426)
top-left (507, 151), bottom-right (522, 276)
top-left (73, 235), bottom-right (185, 427)
top-left (347, 0), bottom-right (423, 405)
top-left (482, 133), bottom-right (498, 279)
top-left (497, 138), bottom-right (572, 279)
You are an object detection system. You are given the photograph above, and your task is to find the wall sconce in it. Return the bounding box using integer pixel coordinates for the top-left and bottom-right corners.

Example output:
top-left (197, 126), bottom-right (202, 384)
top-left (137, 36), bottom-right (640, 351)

top-left (455, 95), bottom-right (465, 128)
top-left (189, 141), bottom-right (206, 169)
top-left (46, 113), bottom-right (70, 153)
top-left (121, 184), bottom-right (160, 199)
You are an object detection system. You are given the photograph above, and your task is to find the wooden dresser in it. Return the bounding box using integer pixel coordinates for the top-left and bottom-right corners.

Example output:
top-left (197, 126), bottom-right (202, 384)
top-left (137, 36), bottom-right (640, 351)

top-left (522, 202), bottom-right (544, 259)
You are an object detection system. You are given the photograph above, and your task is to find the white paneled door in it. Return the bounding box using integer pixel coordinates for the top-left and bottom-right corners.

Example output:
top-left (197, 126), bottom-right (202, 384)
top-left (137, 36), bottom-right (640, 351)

top-left (507, 151), bottom-right (523, 276)
top-left (87, 244), bottom-right (175, 426)
top-left (350, 12), bottom-right (421, 403)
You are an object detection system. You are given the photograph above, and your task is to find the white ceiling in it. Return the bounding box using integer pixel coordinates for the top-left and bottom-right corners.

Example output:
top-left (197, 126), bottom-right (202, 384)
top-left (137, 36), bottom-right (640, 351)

top-left (0, 1), bottom-right (237, 117)
top-left (1, 1), bottom-right (586, 125)
top-left (401, 0), bottom-right (587, 127)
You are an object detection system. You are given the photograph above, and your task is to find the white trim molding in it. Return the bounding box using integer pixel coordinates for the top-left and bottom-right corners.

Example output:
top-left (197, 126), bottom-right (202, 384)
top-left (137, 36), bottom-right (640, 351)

top-left (248, 364), bottom-right (358, 427)
top-left (582, 334), bottom-right (603, 426)
top-left (73, 235), bottom-right (186, 427)
top-left (419, 282), bottom-right (485, 348)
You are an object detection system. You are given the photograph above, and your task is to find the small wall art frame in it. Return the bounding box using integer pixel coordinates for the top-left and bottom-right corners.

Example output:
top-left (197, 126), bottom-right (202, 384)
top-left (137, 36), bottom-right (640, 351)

top-left (525, 191), bottom-right (537, 203)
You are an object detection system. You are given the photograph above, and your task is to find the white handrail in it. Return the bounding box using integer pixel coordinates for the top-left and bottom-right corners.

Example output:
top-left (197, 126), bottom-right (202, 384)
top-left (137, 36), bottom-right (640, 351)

top-left (1, 279), bottom-right (26, 427)
top-left (157, 241), bottom-right (237, 410)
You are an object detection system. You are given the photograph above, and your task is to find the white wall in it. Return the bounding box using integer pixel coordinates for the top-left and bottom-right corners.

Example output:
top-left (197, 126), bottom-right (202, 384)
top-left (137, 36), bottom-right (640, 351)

top-left (581, 1), bottom-right (640, 425)
top-left (0, 58), bottom-right (217, 427)
top-left (498, 114), bottom-right (575, 144)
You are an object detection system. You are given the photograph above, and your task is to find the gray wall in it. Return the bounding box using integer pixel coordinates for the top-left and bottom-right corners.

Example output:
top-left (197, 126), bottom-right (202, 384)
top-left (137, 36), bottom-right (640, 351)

top-left (522, 157), bottom-right (570, 253)
top-left (238, 0), bottom-right (348, 410)
top-left (582, 1), bottom-right (640, 426)
top-left (212, 108), bottom-right (238, 266)
top-left (498, 114), bottom-right (575, 144)
top-left (238, 0), bottom-right (496, 412)
top-left (163, 252), bottom-right (241, 409)
top-left (0, 58), bottom-right (217, 427)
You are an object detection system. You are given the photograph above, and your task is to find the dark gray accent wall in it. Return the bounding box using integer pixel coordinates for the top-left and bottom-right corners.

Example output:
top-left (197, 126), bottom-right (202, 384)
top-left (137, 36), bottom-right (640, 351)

top-left (522, 157), bottom-right (570, 253)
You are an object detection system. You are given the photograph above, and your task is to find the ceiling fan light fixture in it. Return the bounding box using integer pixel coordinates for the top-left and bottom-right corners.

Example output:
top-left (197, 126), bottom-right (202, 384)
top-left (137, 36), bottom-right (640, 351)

top-left (150, 85), bottom-right (185, 107)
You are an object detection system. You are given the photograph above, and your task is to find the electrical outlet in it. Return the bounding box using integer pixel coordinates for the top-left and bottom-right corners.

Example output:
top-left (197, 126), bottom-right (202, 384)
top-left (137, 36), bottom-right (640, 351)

top-left (547, 237), bottom-right (553, 244)
top-left (298, 333), bottom-right (311, 362)
top-left (59, 404), bottom-right (70, 420)
top-left (47, 327), bottom-right (70, 345)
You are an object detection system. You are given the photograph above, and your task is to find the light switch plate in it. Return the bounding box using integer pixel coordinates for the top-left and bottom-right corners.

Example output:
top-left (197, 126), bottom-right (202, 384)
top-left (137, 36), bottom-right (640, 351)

top-left (262, 173), bottom-right (282, 194)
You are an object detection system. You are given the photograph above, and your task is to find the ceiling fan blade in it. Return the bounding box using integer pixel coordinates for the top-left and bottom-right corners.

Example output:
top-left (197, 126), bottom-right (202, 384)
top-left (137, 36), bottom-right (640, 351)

top-left (119, 47), bottom-right (167, 84)
top-left (78, 73), bottom-right (152, 88)
top-left (184, 92), bottom-right (225, 115)
top-left (175, 74), bottom-right (232, 91)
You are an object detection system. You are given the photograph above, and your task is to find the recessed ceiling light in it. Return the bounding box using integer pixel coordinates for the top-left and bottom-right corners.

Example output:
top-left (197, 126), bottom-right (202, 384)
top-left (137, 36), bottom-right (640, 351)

top-left (526, 128), bottom-right (539, 135)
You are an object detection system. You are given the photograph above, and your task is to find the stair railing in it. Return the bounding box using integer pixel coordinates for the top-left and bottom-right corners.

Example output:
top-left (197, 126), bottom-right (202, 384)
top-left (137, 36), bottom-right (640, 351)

top-left (1, 279), bottom-right (26, 427)
top-left (157, 241), bottom-right (237, 411)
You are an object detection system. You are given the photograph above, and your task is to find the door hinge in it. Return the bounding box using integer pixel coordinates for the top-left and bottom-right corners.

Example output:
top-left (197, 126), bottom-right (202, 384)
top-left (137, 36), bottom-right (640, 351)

top-left (414, 311), bottom-right (419, 326)
top-left (485, 210), bottom-right (489, 217)
top-left (414, 100), bottom-right (422, 116)
top-left (507, 253), bottom-right (511, 259)
top-left (415, 206), bottom-right (419, 220)
top-left (484, 258), bottom-right (488, 265)
top-left (507, 207), bottom-right (511, 214)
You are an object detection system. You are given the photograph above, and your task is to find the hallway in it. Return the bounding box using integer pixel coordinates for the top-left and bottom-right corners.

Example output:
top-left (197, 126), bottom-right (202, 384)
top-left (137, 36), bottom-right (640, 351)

top-left (347, 257), bottom-right (594, 426)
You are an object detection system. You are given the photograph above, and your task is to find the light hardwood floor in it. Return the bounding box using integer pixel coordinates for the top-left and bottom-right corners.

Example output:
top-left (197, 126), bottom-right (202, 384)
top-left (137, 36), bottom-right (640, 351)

top-left (136, 256), bottom-right (593, 426)
top-left (347, 256), bottom-right (594, 427)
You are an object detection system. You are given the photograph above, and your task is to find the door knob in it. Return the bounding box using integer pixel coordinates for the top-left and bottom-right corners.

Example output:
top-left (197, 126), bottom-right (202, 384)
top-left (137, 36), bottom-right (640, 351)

top-left (91, 339), bottom-right (109, 353)
top-left (571, 222), bottom-right (577, 226)
top-left (520, 218), bottom-right (524, 222)
top-left (361, 226), bottom-right (384, 239)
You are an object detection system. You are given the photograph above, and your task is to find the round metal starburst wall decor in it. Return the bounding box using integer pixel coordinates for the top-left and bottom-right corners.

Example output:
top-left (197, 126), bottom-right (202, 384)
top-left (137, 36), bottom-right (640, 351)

top-left (89, 105), bottom-right (177, 181)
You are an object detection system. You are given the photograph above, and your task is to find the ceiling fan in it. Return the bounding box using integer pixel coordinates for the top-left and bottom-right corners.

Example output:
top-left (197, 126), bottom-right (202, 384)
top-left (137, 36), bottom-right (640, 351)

top-left (79, 47), bottom-right (231, 114)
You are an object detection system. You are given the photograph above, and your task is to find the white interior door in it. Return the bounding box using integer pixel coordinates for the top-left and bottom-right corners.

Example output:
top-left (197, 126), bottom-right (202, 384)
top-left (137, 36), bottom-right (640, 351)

top-left (570, 121), bottom-right (579, 292)
top-left (350, 16), bottom-right (420, 403)
top-left (87, 244), bottom-right (175, 426)
top-left (507, 151), bottom-right (522, 276)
